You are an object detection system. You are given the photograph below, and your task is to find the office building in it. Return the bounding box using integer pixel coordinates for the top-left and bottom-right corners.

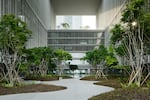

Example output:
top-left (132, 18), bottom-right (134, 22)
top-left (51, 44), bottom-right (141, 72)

top-left (0, 0), bottom-right (134, 69)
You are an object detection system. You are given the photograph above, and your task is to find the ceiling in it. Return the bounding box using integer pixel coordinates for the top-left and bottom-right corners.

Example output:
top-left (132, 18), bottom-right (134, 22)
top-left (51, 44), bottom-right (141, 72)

top-left (51, 0), bottom-right (102, 15)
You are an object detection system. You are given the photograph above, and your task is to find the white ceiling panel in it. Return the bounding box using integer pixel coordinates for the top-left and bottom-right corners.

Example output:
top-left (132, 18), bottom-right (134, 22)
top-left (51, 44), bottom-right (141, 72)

top-left (51, 0), bottom-right (102, 15)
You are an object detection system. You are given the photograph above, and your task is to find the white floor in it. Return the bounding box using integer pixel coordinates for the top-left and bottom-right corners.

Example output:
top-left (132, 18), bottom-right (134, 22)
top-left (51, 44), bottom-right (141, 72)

top-left (0, 78), bottom-right (114, 100)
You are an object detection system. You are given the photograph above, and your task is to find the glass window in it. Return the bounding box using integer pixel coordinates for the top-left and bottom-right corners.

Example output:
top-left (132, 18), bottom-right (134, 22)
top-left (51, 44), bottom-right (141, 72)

top-left (56, 15), bottom-right (96, 29)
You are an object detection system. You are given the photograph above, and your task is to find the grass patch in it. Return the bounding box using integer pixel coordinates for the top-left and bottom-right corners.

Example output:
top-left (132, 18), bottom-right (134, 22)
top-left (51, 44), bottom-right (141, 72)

top-left (0, 84), bottom-right (66, 95)
top-left (89, 88), bottom-right (150, 100)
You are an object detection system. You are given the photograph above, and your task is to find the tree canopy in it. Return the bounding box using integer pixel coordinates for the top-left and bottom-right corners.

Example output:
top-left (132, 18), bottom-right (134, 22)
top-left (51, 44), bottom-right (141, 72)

top-left (24, 47), bottom-right (54, 76)
top-left (110, 0), bottom-right (150, 87)
top-left (81, 45), bottom-right (108, 68)
top-left (0, 14), bottom-right (32, 86)
top-left (54, 49), bottom-right (72, 76)
top-left (54, 49), bottom-right (72, 61)
top-left (0, 15), bottom-right (31, 52)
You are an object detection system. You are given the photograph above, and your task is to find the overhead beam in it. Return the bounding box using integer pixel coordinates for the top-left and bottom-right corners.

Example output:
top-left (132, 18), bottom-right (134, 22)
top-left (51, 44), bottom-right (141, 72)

top-left (51, 0), bottom-right (101, 15)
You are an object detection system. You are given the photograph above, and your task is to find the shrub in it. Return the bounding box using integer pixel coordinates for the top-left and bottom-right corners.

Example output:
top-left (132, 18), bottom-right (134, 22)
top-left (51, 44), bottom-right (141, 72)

top-left (24, 74), bottom-right (59, 81)
top-left (146, 81), bottom-right (150, 88)
top-left (121, 83), bottom-right (139, 89)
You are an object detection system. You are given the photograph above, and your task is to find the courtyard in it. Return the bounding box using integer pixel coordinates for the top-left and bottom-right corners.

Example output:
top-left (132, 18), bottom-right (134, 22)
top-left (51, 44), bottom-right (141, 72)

top-left (0, 78), bottom-right (114, 100)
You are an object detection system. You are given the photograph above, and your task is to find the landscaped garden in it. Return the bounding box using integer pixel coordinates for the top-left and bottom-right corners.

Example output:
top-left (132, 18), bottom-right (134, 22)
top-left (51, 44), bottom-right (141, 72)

top-left (0, 84), bottom-right (66, 95)
top-left (0, 14), bottom-right (72, 95)
top-left (0, 0), bottom-right (150, 99)
top-left (80, 75), bottom-right (150, 100)
top-left (80, 0), bottom-right (150, 99)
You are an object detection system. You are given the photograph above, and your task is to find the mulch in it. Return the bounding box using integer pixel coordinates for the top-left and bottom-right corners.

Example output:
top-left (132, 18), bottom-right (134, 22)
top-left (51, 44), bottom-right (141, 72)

top-left (0, 84), bottom-right (66, 95)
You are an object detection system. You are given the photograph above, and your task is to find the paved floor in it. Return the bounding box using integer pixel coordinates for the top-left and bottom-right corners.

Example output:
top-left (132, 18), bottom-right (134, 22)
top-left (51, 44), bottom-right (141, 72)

top-left (0, 78), bottom-right (114, 100)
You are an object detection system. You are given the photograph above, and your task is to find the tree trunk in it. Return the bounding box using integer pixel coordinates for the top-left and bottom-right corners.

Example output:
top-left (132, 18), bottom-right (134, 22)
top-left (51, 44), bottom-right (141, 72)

top-left (58, 61), bottom-right (63, 78)
top-left (1, 50), bottom-right (21, 86)
top-left (39, 59), bottom-right (48, 76)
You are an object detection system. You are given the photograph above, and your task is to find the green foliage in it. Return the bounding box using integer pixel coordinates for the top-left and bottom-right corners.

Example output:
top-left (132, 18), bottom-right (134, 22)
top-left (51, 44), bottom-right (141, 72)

top-left (53, 49), bottom-right (72, 76)
top-left (0, 14), bottom-right (31, 52)
top-left (48, 60), bottom-right (57, 72)
top-left (143, 13), bottom-right (150, 48)
top-left (111, 0), bottom-right (150, 55)
top-left (121, 0), bottom-right (144, 23)
top-left (98, 45), bottom-right (108, 61)
top-left (114, 45), bottom-right (126, 56)
top-left (23, 47), bottom-right (54, 76)
top-left (144, 13), bottom-right (150, 31)
top-left (60, 75), bottom-right (72, 79)
top-left (110, 24), bottom-right (127, 57)
top-left (146, 81), bottom-right (150, 88)
top-left (0, 14), bottom-right (32, 86)
top-left (110, 24), bottom-right (125, 45)
top-left (121, 83), bottom-right (139, 89)
top-left (2, 83), bottom-right (14, 88)
top-left (81, 45), bottom-right (108, 66)
top-left (105, 46), bottom-right (118, 67)
top-left (106, 54), bottom-right (118, 67)
top-left (19, 63), bottom-right (29, 76)
top-left (25, 47), bottom-right (53, 66)
top-left (25, 74), bottom-right (59, 81)
top-left (1, 82), bottom-right (23, 88)
top-left (111, 65), bottom-right (129, 70)
top-left (54, 49), bottom-right (72, 61)
top-left (106, 56), bottom-right (118, 67)
top-left (80, 50), bottom-right (95, 65)
top-left (80, 75), bottom-right (100, 81)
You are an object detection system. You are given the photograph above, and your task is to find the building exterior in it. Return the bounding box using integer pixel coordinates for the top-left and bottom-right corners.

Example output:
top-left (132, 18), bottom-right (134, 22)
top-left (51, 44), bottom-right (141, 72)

top-left (1, 0), bottom-right (138, 69)
top-left (0, 0), bottom-right (127, 48)
top-left (0, 0), bottom-right (52, 48)
top-left (48, 29), bottom-right (104, 68)
top-left (48, 30), bottom-right (104, 52)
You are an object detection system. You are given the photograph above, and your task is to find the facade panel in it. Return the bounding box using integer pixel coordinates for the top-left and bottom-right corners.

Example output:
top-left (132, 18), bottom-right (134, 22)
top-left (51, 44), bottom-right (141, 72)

top-left (48, 30), bottom-right (104, 52)
top-left (97, 0), bottom-right (128, 47)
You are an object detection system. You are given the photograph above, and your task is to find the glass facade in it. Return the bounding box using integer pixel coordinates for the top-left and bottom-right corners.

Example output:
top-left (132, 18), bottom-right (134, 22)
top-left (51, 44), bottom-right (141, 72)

top-left (0, 0), bottom-right (47, 48)
top-left (48, 30), bottom-right (104, 52)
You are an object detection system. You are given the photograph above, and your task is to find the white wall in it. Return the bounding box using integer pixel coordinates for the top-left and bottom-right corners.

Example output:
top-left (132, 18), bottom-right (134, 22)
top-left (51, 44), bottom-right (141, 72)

top-left (97, 0), bottom-right (126, 29)
top-left (26, 0), bottom-right (54, 30)
top-left (97, 0), bottom-right (127, 47)
top-left (25, 0), bottom-right (56, 48)
top-left (50, 0), bottom-right (55, 29)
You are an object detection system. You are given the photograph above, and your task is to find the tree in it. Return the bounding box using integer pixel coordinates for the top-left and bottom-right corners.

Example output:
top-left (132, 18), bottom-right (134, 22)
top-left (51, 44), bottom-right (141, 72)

top-left (54, 49), bottom-right (72, 76)
top-left (24, 47), bottom-right (54, 76)
top-left (105, 46), bottom-right (118, 67)
top-left (110, 0), bottom-right (150, 87)
top-left (81, 45), bottom-right (108, 79)
top-left (0, 14), bottom-right (31, 86)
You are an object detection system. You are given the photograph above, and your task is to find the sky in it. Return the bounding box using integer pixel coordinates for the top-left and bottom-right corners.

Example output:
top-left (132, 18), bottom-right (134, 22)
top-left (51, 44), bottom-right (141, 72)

top-left (82, 16), bottom-right (96, 29)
